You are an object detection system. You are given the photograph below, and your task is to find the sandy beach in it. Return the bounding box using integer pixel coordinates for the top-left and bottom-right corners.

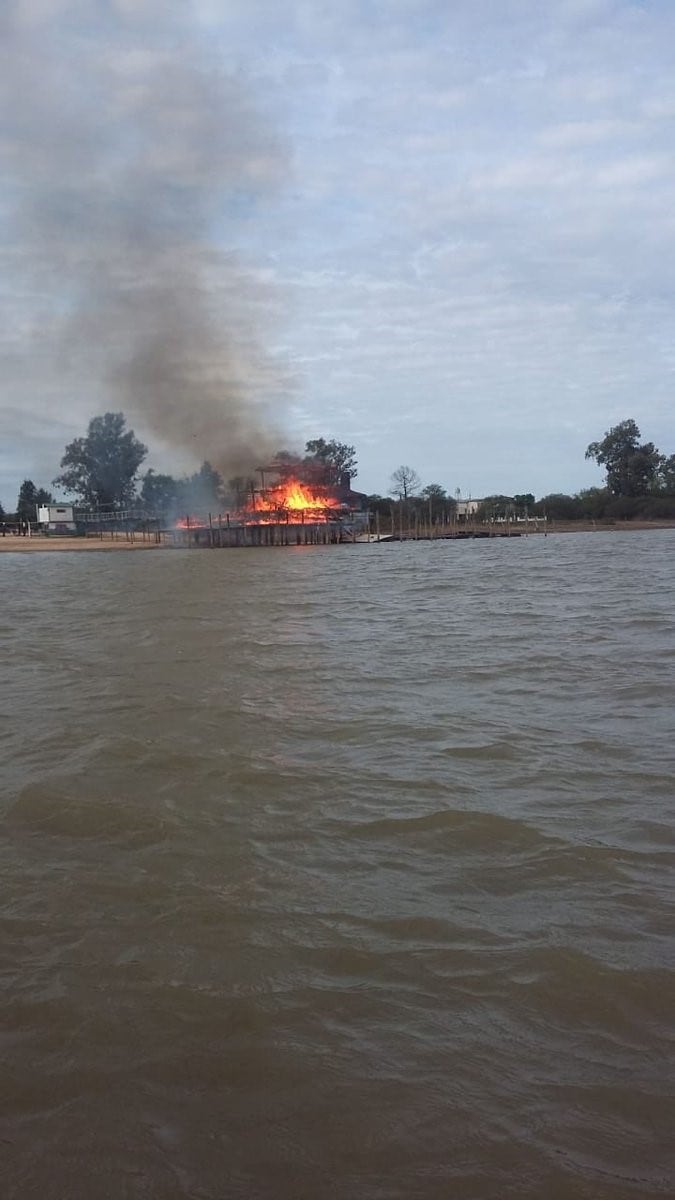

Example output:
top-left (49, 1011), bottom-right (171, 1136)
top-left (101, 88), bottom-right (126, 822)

top-left (0, 534), bottom-right (163, 552)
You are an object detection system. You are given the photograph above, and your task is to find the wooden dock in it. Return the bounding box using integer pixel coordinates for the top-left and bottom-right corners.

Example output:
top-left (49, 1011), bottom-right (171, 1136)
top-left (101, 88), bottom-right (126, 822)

top-left (169, 519), bottom-right (353, 548)
top-left (168, 515), bottom-right (545, 548)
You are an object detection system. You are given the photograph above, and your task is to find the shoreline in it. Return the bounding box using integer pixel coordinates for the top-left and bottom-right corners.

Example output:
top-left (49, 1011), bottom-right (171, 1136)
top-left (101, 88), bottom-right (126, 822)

top-left (1, 521), bottom-right (675, 552)
top-left (540, 519), bottom-right (675, 534)
top-left (0, 535), bottom-right (163, 552)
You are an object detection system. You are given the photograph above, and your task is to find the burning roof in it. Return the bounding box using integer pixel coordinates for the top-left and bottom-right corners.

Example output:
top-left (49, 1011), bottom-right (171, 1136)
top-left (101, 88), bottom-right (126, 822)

top-left (176, 475), bottom-right (366, 530)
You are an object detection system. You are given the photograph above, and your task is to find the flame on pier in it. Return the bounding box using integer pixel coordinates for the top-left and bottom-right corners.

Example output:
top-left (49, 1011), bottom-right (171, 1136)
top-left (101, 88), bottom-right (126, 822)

top-left (175, 478), bottom-right (343, 528)
top-left (255, 480), bottom-right (341, 518)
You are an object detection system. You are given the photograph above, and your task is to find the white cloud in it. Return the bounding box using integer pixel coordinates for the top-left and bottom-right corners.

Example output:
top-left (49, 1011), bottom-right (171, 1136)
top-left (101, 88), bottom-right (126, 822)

top-left (537, 118), bottom-right (639, 147)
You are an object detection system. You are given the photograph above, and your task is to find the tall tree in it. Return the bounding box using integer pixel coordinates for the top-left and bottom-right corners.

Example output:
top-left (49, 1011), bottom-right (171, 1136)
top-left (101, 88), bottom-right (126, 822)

top-left (183, 461), bottom-right (225, 513)
top-left (304, 438), bottom-right (358, 483)
top-left (477, 495), bottom-right (516, 520)
top-left (16, 479), bottom-right (37, 523)
top-left (421, 483), bottom-right (447, 521)
top-left (390, 465), bottom-right (420, 501)
top-left (585, 419), bottom-right (663, 497)
top-left (513, 493), bottom-right (535, 511)
top-left (54, 412), bottom-right (147, 508)
top-left (421, 483), bottom-right (447, 502)
top-left (140, 470), bottom-right (183, 516)
top-left (658, 454), bottom-right (675, 494)
top-left (534, 493), bottom-right (583, 521)
top-left (16, 480), bottom-right (52, 522)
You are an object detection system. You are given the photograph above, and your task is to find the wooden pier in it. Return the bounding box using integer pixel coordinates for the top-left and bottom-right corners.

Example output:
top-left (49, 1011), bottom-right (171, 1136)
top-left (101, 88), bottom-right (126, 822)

top-left (170, 518), bottom-right (353, 549)
top-left (168, 514), bottom-right (545, 548)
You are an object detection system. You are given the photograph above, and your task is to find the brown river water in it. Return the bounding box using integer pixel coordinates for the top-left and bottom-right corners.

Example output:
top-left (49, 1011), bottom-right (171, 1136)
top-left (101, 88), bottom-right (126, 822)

top-left (1, 531), bottom-right (674, 1199)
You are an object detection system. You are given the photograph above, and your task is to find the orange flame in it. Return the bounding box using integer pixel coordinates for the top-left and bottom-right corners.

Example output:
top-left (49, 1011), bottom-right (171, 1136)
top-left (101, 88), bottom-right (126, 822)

top-left (174, 478), bottom-right (344, 529)
top-left (256, 480), bottom-right (341, 516)
top-left (174, 515), bottom-right (204, 529)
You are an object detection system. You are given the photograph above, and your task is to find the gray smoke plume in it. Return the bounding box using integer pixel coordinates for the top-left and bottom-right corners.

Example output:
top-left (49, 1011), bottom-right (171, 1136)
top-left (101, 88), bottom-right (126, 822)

top-left (0, 0), bottom-right (293, 476)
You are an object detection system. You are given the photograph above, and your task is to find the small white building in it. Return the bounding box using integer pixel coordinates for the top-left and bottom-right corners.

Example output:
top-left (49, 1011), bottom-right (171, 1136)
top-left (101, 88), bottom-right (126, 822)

top-left (455, 498), bottom-right (480, 519)
top-left (37, 504), bottom-right (77, 533)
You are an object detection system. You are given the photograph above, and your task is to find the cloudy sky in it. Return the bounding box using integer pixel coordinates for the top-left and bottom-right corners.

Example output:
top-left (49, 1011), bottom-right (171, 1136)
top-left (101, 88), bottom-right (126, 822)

top-left (1, 0), bottom-right (674, 505)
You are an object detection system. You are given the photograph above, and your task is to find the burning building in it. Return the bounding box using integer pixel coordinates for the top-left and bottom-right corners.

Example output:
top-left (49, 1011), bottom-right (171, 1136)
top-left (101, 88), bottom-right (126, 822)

top-left (174, 468), bottom-right (369, 548)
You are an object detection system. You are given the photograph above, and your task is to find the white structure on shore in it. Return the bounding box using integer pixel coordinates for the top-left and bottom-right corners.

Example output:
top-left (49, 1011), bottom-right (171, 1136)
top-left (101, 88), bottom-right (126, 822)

top-left (455, 497), bottom-right (480, 519)
top-left (36, 504), bottom-right (76, 533)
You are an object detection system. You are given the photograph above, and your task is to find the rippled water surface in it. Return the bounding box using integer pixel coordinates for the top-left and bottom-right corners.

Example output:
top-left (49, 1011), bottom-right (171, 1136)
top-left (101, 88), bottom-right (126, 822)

top-left (1, 531), bottom-right (674, 1198)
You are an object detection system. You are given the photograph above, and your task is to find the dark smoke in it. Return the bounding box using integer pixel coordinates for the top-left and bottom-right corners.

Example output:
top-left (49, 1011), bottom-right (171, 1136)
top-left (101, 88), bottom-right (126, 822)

top-left (0, 1), bottom-right (293, 475)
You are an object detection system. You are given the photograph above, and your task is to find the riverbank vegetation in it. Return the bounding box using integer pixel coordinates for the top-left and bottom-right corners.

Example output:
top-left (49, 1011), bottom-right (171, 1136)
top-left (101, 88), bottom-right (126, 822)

top-left (2, 414), bottom-right (675, 526)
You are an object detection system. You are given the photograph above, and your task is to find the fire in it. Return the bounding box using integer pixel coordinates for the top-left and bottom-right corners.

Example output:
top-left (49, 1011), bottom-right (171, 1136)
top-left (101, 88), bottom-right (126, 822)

top-left (174, 478), bottom-right (343, 529)
top-left (174, 515), bottom-right (203, 529)
top-left (256, 479), bottom-right (341, 517)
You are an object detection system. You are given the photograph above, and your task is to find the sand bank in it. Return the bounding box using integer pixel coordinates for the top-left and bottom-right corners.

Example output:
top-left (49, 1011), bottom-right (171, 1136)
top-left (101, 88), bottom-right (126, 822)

top-left (0, 535), bottom-right (163, 552)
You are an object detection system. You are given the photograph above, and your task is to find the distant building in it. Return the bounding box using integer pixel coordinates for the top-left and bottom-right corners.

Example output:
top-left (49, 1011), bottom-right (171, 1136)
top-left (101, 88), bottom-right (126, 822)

top-left (36, 504), bottom-right (77, 533)
top-left (455, 498), bottom-right (480, 519)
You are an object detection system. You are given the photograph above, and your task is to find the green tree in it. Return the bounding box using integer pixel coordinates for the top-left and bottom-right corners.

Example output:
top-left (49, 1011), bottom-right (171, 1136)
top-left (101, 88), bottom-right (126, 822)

top-left (421, 484), bottom-right (447, 502)
top-left (477, 495), bottom-right (516, 521)
top-left (421, 483), bottom-right (450, 522)
top-left (140, 470), bottom-right (183, 516)
top-left (576, 487), bottom-right (609, 519)
top-left (533, 493), bottom-right (582, 521)
top-left (183, 461), bottom-right (224, 513)
top-left (585, 419), bottom-right (663, 497)
top-left (267, 440), bottom-right (359, 488)
top-left (304, 438), bottom-right (358, 484)
top-left (16, 479), bottom-right (37, 523)
top-left (16, 481), bottom-right (53, 522)
top-left (54, 412), bottom-right (147, 508)
top-left (658, 454), bottom-right (675, 494)
top-left (513, 493), bottom-right (535, 513)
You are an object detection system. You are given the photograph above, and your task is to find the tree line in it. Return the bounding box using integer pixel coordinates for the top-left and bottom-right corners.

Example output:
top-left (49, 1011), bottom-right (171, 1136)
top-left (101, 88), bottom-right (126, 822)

top-left (380, 419), bottom-right (675, 523)
top-left (1, 414), bottom-right (360, 521)
top-left (3, 413), bottom-right (674, 525)
top-left (139, 434), bottom-right (359, 516)
top-left (534, 420), bottom-right (675, 521)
